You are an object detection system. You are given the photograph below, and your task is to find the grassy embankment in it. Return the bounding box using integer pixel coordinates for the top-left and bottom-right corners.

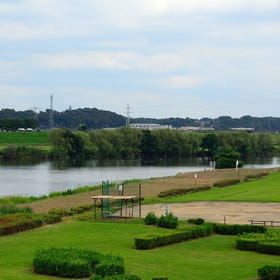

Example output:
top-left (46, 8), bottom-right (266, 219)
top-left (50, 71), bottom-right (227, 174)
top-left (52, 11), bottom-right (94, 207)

top-left (145, 170), bottom-right (280, 204)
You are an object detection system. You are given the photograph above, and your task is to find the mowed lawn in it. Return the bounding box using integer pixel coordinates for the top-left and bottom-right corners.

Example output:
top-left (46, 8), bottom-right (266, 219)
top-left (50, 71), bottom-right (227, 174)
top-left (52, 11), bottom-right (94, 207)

top-left (0, 220), bottom-right (279, 280)
top-left (0, 132), bottom-right (49, 146)
top-left (146, 170), bottom-right (280, 204)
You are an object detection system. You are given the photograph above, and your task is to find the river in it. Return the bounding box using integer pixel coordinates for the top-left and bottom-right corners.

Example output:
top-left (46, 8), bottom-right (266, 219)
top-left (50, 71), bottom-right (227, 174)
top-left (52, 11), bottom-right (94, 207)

top-left (1, 157), bottom-right (280, 197)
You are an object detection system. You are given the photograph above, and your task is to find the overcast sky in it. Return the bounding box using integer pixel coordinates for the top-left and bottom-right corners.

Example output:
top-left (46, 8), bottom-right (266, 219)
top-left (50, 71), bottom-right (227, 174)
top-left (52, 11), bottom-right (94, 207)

top-left (1, 0), bottom-right (280, 119)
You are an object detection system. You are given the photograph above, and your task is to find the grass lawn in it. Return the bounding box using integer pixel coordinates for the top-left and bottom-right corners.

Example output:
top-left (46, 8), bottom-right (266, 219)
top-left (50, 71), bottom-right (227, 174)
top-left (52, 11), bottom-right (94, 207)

top-left (145, 170), bottom-right (280, 204)
top-left (0, 220), bottom-right (279, 280)
top-left (0, 132), bottom-right (49, 146)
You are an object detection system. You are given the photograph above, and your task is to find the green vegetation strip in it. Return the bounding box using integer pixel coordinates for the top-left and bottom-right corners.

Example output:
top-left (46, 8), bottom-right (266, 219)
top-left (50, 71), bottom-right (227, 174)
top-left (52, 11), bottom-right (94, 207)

top-left (146, 171), bottom-right (280, 204)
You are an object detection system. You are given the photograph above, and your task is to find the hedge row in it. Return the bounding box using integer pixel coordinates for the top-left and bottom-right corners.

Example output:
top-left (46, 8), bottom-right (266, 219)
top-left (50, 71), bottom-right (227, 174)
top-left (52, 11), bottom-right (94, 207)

top-left (0, 213), bottom-right (61, 236)
top-left (48, 204), bottom-right (94, 217)
top-left (135, 223), bottom-right (215, 250)
top-left (136, 222), bottom-right (267, 250)
top-left (213, 179), bottom-right (241, 188)
top-left (144, 213), bottom-right (179, 229)
top-left (92, 274), bottom-right (141, 280)
top-left (258, 265), bottom-right (280, 280)
top-left (213, 223), bottom-right (267, 235)
top-left (244, 172), bottom-right (269, 182)
top-left (236, 232), bottom-right (280, 255)
top-left (33, 247), bottom-right (126, 278)
top-left (157, 186), bottom-right (211, 198)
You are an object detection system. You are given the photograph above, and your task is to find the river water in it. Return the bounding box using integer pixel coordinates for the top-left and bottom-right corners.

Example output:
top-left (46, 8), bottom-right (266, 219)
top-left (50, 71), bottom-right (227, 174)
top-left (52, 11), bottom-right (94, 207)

top-left (1, 157), bottom-right (280, 197)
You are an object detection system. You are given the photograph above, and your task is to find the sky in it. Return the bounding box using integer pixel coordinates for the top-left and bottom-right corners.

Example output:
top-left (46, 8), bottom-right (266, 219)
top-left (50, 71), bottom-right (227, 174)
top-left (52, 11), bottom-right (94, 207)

top-left (0, 0), bottom-right (280, 119)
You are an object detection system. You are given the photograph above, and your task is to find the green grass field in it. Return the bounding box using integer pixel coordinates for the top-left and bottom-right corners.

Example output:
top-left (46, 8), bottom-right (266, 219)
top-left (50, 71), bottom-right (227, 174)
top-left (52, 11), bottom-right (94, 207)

top-left (0, 132), bottom-right (49, 146)
top-left (146, 170), bottom-right (280, 204)
top-left (0, 220), bottom-right (279, 280)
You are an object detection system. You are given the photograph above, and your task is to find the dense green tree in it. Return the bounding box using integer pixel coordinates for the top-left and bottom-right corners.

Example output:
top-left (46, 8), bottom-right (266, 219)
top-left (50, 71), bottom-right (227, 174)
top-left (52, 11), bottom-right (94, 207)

top-left (140, 130), bottom-right (159, 159)
top-left (215, 146), bottom-right (243, 169)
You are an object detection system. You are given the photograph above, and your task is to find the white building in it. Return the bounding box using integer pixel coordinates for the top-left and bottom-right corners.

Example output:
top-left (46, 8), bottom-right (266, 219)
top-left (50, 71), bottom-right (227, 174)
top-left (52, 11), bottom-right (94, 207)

top-left (130, 123), bottom-right (172, 130)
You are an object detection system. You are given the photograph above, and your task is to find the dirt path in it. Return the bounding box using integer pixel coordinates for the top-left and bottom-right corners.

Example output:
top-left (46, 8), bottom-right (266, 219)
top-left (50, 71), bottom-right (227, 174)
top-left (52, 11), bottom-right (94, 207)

top-left (135, 201), bottom-right (280, 225)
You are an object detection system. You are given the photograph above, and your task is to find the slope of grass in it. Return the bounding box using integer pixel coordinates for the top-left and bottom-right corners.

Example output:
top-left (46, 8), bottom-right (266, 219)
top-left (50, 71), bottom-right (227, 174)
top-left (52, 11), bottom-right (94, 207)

top-left (0, 220), bottom-right (279, 280)
top-left (0, 132), bottom-right (49, 146)
top-left (145, 171), bottom-right (280, 204)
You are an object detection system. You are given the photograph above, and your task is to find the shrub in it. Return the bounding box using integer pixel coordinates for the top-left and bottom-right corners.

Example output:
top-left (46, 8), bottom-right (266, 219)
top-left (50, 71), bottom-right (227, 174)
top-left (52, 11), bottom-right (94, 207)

top-left (144, 212), bottom-right (158, 225)
top-left (258, 264), bottom-right (280, 280)
top-left (152, 278), bottom-right (168, 280)
top-left (157, 186), bottom-right (211, 198)
top-left (213, 179), bottom-right (241, 188)
top-left (0, 213), bottom-right (43, 236)
top-left (135, 223), bottom-right (215, 250)
top-left (48, 208), bottom-right (69, 217)
top-left (0, 203), bottom-right (32, 216)
top-left (94, 255), bottom-right (125, 277)
top-left (213, 223), bottom-right (267, 235)
top-left (236, 233), bottom-right (267, 251)
top-left (42, 213), bottom-right (62, 224)
top-left (92, 275), bottom-right (140, 280)
top-left (244, 172), bottom-right (269, 182)
top-left (257, 240), bottom-right (280, 255)
top-left (157, 213), bottom-right (178, 229)
top-left (33, 247), bottom-right (125, 278)
top-left (187, 218), bottom-right (205, 225)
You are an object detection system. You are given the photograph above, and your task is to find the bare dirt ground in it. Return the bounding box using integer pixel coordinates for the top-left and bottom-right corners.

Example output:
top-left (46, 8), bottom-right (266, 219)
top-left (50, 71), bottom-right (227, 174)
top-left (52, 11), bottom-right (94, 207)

top-left (21, 167), bottom-right (280, 225)
top-left (135, 202), bottom-right (280, 225)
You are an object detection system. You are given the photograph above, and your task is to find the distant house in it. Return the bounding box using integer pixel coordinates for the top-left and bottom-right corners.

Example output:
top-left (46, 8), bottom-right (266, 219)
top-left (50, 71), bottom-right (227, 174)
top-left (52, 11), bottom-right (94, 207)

top-left (178, 126), bottom-right (215, 132)
top-left (17, 128), bottom-right (26, 132)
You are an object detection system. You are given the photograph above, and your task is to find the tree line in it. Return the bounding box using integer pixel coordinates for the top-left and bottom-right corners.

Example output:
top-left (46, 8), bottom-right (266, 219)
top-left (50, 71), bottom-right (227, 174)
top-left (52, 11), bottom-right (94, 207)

top-left (1, 108), bottom-right (280, 131)
top-left (49, 128), bottom-right (273, 166)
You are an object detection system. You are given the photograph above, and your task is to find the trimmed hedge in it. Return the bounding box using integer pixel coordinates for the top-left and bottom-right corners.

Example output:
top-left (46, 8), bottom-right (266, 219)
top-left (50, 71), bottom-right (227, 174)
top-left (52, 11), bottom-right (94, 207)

top-left (236, 233), bottom-right (267, 251)
top-left (187, 218), bottom-right (205, 225)
top-left (213, 179), bottom-right (241, 188)
top-left (158, 186), bottom-right (211, 198)
top-left (135, 223), bottom-right (215, 250)
top-left (244, 172), bottom-right (269, 182)
top-left (258, 240), bottom-right (280, 255)
top-left (258, 265), bottom-right (280, 280)
top-left (213, 223), bottom-right (267, 235)
top-left (92, 275), bottom-right (140, 280)
top-left (33, 247), bottom-right (125, 278)
top-left (0, 213), bottom-right (43, 235)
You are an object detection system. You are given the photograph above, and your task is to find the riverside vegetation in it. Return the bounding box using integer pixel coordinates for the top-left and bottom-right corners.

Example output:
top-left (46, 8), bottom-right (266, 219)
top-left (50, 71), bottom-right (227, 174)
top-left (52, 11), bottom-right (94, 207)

top-left (0, 128), bottom-right (276, 168)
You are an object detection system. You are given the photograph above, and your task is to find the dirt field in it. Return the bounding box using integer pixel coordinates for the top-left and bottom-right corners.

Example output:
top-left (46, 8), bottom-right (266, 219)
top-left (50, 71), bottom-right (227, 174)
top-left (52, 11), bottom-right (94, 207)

top-left (20, 168), bottom-right (280, 225)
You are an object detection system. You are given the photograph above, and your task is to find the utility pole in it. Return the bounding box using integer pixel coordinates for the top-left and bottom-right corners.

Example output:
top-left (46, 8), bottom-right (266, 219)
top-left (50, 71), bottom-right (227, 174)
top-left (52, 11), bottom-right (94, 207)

top-left (126, 104), bottom-right (131, 127)
top-left (49, 95), bottom-right (54, 130)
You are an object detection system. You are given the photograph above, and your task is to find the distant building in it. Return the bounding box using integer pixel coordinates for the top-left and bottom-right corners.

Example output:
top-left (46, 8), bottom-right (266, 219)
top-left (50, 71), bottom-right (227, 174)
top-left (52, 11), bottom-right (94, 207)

top-left (130, 123), bottom-right (172, 130)
top-left (178, 126), bottom-right (215, 132)
top-left (231, 127), bottom-right (254, 132)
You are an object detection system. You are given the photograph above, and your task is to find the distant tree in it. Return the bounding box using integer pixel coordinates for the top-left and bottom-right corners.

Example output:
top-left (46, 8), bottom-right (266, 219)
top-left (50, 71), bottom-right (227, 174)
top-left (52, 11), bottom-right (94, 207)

top-left (140, 130), bottom-right (159, 159)
top-left (215, 146), bottom-right (243, 169)
top-left (201, 133), bottom-right (219, 156)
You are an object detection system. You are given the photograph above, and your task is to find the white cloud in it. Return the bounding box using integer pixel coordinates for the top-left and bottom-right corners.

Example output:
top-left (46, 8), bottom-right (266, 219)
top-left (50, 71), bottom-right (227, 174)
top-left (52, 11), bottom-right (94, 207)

top-left (164, 75), bottom-right (201, 88)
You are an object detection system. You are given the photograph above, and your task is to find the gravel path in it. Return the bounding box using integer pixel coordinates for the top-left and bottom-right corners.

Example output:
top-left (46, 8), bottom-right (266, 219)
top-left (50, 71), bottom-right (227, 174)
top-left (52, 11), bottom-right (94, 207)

top-left (136, 201), bottom-right (280, 225)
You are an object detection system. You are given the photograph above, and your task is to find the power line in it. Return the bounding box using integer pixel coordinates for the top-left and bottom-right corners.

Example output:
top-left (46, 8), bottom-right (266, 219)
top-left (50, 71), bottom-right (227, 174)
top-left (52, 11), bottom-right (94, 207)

top-left (125, 104), bottom-right (131, 126)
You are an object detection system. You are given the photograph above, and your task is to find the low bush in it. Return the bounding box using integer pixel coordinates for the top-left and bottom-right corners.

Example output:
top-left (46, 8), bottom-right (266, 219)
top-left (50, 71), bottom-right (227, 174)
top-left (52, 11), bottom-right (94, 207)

top-left (135, 223), bottom-right (214, 250)
top-left (213, 223), bottom-right (267, 235)
top-left (157, 186), bottom-right (211, 198)
top-left (236, 233), bottom-right (267, 251)
top-left (258, 264), bottom-right (280, 280)
top-left (33, 247), bottom-right (125, 278)
top-left (0, 203), bottom-right (32, 216)
top-left (213, 179), bottom-right (241, 188)
top-left (92, 275), bottom-right (140, 280)
top-left (157, 213), bottom-right (178, 229)
top-left (42, 213), bottom-right (62, 224)
top-left (48, 208), bottom-right (69, 217)
top-left (258, 240), bottom-right (280, 255)
top-left (187, 218), bottom-right (205, 225)
top-left (244, 172), bottom-right (269, 182)
top-left (144, 212), bottom-right (158, 225)
top-left (0, 213), bottom-right (43, 236)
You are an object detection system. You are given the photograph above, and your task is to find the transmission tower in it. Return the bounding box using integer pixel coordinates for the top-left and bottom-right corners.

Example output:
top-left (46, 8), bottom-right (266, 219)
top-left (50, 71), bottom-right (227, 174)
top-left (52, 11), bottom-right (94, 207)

top-left (49, 95), bottom-right (54, 129)
top-left (125, 104), bottom-right (131, 127)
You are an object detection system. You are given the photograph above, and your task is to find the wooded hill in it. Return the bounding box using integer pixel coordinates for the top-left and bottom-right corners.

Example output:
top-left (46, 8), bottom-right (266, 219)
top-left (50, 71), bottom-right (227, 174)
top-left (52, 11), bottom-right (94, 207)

top-left (0, 108), bottom-right (280, 131)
